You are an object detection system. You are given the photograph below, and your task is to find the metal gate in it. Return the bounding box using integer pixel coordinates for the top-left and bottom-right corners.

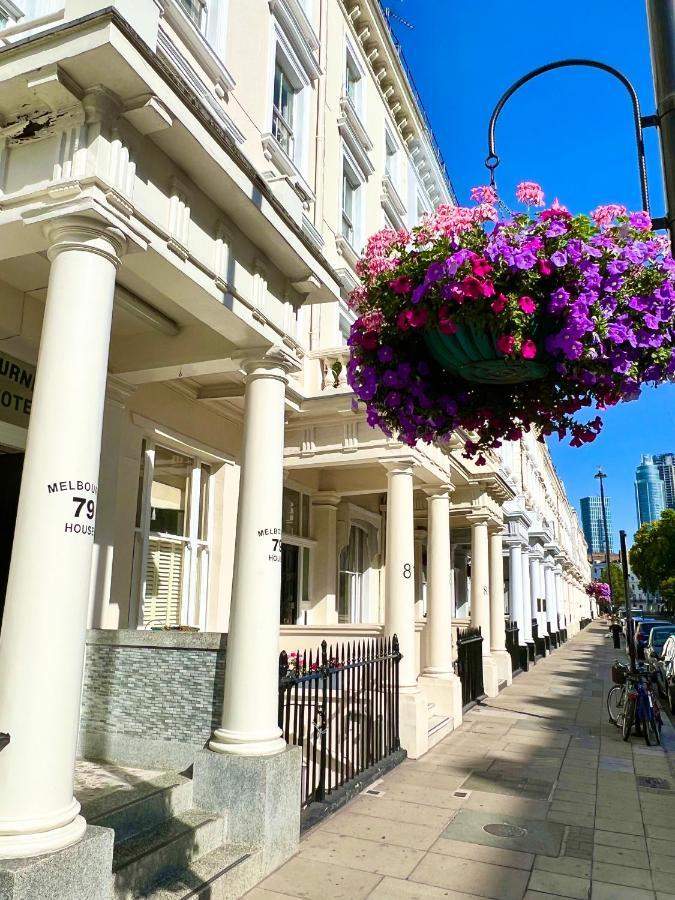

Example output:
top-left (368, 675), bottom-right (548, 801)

top-left (278, 636), bottom-right (401, 808)
top-left (455, 626), bottom-right (484, 706)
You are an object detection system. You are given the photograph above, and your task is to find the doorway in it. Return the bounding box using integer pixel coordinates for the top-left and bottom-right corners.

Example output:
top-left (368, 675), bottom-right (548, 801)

top-left (0, 450), bottom-right (23, 630)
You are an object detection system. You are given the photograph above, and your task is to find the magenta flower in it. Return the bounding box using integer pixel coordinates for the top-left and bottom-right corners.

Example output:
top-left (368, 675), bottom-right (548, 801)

top-left (491, 294), bottom-right (508, 314)
top-left (516, 181), bottom-right (545, 207)
top-left (518, 296), bottom-right (537, 314)
top-left (521, 340), bottom-right (538, 359)
top-left (389, 276), bottom-right (413, 295)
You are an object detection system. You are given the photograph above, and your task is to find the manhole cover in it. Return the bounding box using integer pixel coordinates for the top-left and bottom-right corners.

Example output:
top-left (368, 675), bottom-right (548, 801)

top-left (637, 776), bottom-right (671, 791)
top-left (483, 823), bottom-right (527, 838)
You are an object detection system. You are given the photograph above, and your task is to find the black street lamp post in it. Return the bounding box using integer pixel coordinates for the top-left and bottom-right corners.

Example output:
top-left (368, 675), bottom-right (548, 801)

top-left (594, 467), bottom-right (614, 607)
top-left (483, 3), bottom-right (675, 251)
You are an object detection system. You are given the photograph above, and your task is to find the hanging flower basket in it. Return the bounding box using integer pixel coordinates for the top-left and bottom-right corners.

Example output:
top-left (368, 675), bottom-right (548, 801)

top-left (586, 581), bottom-right (611, 602)
top-left (347, 183), bottom-right (675, 462)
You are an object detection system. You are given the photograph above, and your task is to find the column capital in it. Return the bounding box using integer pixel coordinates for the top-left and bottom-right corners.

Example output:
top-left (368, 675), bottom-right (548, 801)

top-left (241, 345), bottom-right (302, 380)
top-left (422, 483), bottom-right (454, 502)
top-left (467, 508), bottom-right (492, 526)
top-left (381, 456), bottom-right (417, 477)
top-left (311, 491), bottom-right (342, 509)
top-left (44, 216), bottom-right (127, 267)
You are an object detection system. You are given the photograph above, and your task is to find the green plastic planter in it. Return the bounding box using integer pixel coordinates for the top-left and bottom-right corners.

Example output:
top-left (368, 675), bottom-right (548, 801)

top-left (424, 323), bottom-right (549, 384)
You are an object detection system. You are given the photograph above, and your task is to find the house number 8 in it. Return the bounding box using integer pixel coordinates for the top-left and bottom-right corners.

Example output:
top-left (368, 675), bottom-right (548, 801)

top-left (402, 563), bottom-right (412, 579)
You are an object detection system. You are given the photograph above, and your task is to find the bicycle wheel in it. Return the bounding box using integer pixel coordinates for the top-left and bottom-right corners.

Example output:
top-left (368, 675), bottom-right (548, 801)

top-left (623, 698), bottom-right (635, 741)
top-left (645, 714), bottom-right (660, 746)
top-left (607, 685), bottom-right (623, 726)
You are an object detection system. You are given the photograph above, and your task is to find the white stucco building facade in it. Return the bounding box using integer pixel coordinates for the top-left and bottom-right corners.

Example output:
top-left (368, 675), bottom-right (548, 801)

top-left (0, 0), bottom-right (592, 893)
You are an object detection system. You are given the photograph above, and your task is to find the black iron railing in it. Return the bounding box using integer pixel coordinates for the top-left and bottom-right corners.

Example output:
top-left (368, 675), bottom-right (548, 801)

top-left (559, 627), bottom-right (568, 643)
top-left (580, 617), bottom-right (591, 629)
top-left (455, 626), bottom-right (484, 706)
top-left (504, 622), bottom-right (520, 674)
top-left (548, 623), bottom-right (559, 649)
top-left (532, 621), bottom-right (547, 658)
top-left (279, 637), bottom-right (401, 808)
top-left (0, 733), bottom-right (8, 752)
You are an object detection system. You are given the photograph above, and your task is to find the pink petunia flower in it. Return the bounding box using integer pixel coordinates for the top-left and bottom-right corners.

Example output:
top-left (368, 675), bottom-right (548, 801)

top-left (521, 340), bottom-right (538, 359)
top-left (591, 204), bottom-right (627, 228)
top-left (518, 296), bottom-right (537, 314)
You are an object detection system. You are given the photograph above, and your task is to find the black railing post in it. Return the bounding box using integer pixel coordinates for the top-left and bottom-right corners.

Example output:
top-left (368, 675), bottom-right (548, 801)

top-left (393, 634), bottom-right (401, 751)
top-left (316, 640), bottom-right (328, 802)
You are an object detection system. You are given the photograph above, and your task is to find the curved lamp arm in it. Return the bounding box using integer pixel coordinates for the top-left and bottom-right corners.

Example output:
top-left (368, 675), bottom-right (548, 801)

top-left (485, 58), bottom-right (651, 215)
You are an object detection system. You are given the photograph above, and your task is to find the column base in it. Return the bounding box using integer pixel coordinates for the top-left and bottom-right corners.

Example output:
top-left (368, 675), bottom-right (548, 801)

top-left (399, 687), bottom-right (429, 760)
top-left (0, 825), bottom-right (113, 899)
top-left (419, 672), bottom-right (463, 729)
top-left (482, 654), bottom-right (500, 698)
top-left (193, 746), bottom-right (301, 876)
top-left (490, 649), bottom-right (512, 686)
top-left (0, 800), bottom-right (86, 860)
top-left (208, 727), bottom-right (287, 758)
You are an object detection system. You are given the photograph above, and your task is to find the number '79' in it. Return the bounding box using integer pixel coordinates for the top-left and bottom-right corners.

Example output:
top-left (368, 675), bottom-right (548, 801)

top-left (73, 497), bottom-right (96, 520)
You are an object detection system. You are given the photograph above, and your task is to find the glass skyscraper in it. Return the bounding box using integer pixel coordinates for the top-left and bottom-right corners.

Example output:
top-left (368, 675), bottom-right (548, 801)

top-left (653, 452), bottom-right (675, 509)
top-left (635, 454), bottom-right (666, 527)
top-left (580, 496), bottom-right (614, 554)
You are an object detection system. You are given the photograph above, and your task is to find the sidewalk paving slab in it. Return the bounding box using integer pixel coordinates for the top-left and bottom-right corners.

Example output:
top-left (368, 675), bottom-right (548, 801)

top-left (245, 623), bottom-right (675, 900)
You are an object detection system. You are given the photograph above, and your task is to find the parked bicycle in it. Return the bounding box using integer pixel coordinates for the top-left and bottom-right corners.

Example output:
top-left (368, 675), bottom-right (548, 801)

top-left (607, 659), bottom-right (663, 746)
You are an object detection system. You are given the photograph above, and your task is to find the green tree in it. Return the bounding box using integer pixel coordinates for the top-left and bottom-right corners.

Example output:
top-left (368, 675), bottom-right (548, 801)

top-left (630, 509), bottom-right (675, 611)
top-left (600, 562), bottom-right (626, 606)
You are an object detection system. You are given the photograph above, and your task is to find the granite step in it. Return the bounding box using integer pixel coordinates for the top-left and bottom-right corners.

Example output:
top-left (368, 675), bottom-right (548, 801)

top-left (427, 713), bottom-right (453, 749)
top-left (86, 772), bottom-right (193, 844)
top-left (113, 808), bottom-right (225, 900)
top-left (142, 844), bottom-right (264, 899)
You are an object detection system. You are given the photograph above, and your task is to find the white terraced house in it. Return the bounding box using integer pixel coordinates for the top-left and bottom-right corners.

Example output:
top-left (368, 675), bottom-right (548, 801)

top-left (0, 0), bottom-right (593, 896)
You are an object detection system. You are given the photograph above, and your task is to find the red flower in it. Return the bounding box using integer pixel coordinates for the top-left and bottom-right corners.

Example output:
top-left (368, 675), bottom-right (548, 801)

top-left (471, 257), bottom-right (492, 277)
top-left (491, 294), bottom-right (508, 313)
top-left (360, 331), bottom-right (379, 350)
top-left (409, 307), bottom-right (428, 328)
top-left (438, 305), bottom-right (457, 334)
top-left (459, 275), bottom-right (485, 299)
top-left (389, 276), bottom-right (413, 295)
top-left (496, 335), bottom-right (516, 354)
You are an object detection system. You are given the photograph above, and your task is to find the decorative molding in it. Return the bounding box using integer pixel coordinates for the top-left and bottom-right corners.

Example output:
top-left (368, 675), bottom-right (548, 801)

top-left (269, 0), bottom-right (321, 82)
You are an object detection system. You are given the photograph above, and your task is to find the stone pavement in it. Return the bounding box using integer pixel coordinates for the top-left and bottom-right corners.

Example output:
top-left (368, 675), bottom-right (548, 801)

top-left (245, 622), bottom-right (675, 900)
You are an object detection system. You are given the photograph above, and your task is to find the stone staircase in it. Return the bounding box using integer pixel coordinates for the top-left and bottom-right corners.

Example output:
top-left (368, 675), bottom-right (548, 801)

top-left (426, 701), bottom-right (453, 749)
top-left (83, 770), bottom-right (263, 899)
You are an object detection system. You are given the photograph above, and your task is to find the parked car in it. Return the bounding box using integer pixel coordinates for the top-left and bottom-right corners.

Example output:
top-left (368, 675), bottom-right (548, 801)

top-left (634, 619), bottom-right (673, 660)
top-left (658, 634), bottom-right (675, 713)
top-left (645, 625), bottom-right (675, 689)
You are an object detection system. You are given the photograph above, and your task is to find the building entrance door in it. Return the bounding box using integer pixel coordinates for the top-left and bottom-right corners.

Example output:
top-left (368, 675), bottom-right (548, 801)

top-left (0, 450), bottom-right (23, 630)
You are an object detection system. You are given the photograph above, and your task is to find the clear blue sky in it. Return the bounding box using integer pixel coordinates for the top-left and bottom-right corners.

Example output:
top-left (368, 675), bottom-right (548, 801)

top-left (386, 0), bottom-right (675, 544)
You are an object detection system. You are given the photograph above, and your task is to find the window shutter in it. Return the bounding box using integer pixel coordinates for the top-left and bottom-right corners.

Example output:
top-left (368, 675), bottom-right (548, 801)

top-left (143, 538), bottom-right (183, 627)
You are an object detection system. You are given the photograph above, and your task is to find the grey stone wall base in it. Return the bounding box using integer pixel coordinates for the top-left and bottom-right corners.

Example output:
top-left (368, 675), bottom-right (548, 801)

top-left (192, 746), bottom-right (301, 876)
top-left (79, 729), bottom-right (201, 772)
top-left (0, 826), bottom-right (113, 900)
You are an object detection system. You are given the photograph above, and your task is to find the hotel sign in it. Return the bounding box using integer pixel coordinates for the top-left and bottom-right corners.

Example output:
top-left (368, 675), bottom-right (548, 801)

top-left (0, 351), bottom-right (34, 429)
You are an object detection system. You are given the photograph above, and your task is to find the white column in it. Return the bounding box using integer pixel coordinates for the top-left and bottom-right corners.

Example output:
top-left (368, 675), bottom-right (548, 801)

top-left (508, 542), bottom-right (525, 644)
top-left (210, 348), bottom-right (300, 757)
top-left (310, 493), bottom-right (341, 625)
top-left (470, 513), bottom-right (499, 696)
top-left (489, 526), bottom-right (511, 685)
top-left (544, 558), bottom-right (558, 637)
top-left (521, 546), bottom-right (533, 645)
top-left (470, 516), bottom-right (490, 652)
top-left (384, 460), bottom-right (427, 757)
top-left (384, 461), bottom-right (417, 689)
top-left (529, 554), bottom-right (541, 640)
top-left (0, 219), bottom-right (125, 859)
top-left (422, 488), bottom-right (453, 676)
top-left (555, 567), bottom-right (565, 632)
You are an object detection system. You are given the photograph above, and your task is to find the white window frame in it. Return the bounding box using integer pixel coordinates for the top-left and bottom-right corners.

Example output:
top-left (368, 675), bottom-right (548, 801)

top-left (266, 21), bottom-right (311, 177)
top-left (384, 124), bottom-right (399, 186)
top-left (281, 484), bottom-right (316, 625)
top-left (130, 429), bottom-right (227, 631)
top-left (344, 37), bottom-right (367, 120)
top-left (341, 147), bottom-right (364, 252)
top-left (338, 525), bottom-right (371, 624)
